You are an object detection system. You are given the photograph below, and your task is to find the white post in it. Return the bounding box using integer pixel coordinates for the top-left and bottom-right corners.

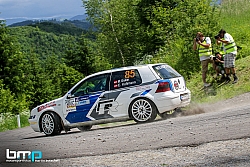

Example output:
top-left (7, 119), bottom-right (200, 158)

top-left (17, 114), bottom-right (21, 128)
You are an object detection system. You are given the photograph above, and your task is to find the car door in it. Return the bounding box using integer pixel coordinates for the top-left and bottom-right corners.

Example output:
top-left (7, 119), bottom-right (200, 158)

top-left (64, 73), bottom-right (111, 124)
top-left (108, 69), bottom-right (143, 117)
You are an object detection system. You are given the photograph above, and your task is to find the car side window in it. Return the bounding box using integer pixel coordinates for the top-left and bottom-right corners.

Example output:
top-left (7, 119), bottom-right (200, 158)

top-left (110, 69), bottom-right (142, 90)
top-left (71, 74), bottom-right (110, 97)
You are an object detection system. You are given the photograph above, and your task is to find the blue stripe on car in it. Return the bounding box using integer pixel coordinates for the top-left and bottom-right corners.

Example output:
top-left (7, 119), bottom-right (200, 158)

top-left (65, 93), bottom-right (101, 123)
top-left (141, 89), bottom-right (152, 96)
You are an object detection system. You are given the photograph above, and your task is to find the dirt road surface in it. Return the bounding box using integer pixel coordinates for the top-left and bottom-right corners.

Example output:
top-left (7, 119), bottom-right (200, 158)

top-left (0, 92), bottom-right (250, 167)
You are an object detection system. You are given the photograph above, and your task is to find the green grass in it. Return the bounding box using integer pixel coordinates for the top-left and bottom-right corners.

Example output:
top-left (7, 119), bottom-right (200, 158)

top-left (0, 111), bottom-right (30, 132)
top-left (187, 55), bottom-right (250, 104)
top-left (187, 0), bottom-right (250, 104)
top-left (219, 0), bottom-right (250, 59)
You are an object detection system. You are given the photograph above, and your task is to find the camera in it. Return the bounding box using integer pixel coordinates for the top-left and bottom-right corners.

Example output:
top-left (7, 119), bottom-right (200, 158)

top-left (214, 34), bottom-right (220, 39)
top-left (213, 56), bottom-right (218, 60)
top-left (213, 55), bottom-right (220, 61)
top-left (195, 37), bottom-right (200, 42)
top-left (210, 55), bottom-right (219, 61)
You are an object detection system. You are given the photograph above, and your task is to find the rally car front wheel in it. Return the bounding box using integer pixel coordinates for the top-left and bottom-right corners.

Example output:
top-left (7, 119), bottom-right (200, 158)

top-left (40, 112), bottom-right (62, 136)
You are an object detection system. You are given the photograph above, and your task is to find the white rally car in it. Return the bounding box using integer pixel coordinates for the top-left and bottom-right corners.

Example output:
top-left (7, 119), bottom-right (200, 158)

top-left (29, 63), bottom-right (191, 136)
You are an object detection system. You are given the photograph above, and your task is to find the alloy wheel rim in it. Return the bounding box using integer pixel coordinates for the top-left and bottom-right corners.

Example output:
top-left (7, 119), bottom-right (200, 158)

top-left (132, 99), bottom-right (152, 121)
top-left (42, 114), bottom-right (54, 134)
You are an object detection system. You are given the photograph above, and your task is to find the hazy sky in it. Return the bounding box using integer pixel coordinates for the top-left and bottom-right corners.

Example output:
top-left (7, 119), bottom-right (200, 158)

top-left (0, 0), bottom-right (86, 20)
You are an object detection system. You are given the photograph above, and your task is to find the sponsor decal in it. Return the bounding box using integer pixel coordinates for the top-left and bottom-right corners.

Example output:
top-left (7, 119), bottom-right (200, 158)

top-left (97, 99), bottom-right (119, 114)
top-left (136, 85), bottom-right (150, 91)
top-left (77, 99), bottom-right (90, 106)
top-left (155, 64), bottom-right (168, 70)
top-left (121, 81), bottom-right (136, 86)
top-left (66, 108), bottom-right (76, 112)
top-left (114, 80), bottom-right (121, 88)
top-left (114, 78), bottom-right (137, 88)
top-left (65, 99), bottom-right (76, 108)
top-left (174, 80), bottom-right (179, 90)
top-left (65, 99), bottom-right (76, 112)
top-left (38, 101), bottom-right (56, 112)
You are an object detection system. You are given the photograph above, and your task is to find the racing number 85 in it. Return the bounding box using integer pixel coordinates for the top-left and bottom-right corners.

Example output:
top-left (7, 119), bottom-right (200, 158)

top-left (125, 70), bottom-right (135, 79)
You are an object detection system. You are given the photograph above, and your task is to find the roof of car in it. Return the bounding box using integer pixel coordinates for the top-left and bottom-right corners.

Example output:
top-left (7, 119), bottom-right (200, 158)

top-left (68, 63), bottom-right (168, 93)
top-left (90, 63), bottom-right (166, 76)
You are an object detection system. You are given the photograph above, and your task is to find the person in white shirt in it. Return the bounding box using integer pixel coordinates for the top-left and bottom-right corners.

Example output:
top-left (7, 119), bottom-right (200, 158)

top-left (216, 29), bottom-right (238, 84)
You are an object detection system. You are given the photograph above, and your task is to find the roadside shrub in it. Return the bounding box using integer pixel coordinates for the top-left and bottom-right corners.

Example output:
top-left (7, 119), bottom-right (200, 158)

top-left (0, 111), bottom-right (30, 132)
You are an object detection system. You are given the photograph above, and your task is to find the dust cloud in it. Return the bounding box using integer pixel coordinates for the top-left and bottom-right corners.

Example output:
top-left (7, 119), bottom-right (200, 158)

top-left (181, 105), bottom-right (206, 116)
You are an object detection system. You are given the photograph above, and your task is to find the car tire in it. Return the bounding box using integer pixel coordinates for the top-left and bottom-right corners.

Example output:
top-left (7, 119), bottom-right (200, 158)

top-left (77, 125), bottom-right (92, 131)
top-left (41, 112), bottom-right (62, 136)
top-left (129, 98), bottom-right (157, 123)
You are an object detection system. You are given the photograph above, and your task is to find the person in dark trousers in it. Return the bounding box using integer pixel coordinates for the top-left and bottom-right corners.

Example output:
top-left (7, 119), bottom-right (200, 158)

top-left (213, 52), bottom-right (225, 81)
top-left (215, 29), bottom-right (238, 84)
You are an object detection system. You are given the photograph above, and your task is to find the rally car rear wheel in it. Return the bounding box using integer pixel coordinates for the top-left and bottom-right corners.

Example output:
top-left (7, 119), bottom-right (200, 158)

top-left (129, 98), bottom-right (157, 123)
top-left (41, 112), bottom-right (62, 136)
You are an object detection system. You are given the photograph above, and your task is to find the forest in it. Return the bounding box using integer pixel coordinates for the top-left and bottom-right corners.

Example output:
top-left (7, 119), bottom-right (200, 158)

top-left (1, 0), bottom-right (250, 130)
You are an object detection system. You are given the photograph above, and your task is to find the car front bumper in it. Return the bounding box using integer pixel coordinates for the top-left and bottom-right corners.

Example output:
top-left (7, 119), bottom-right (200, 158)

top-left (28, 116), bottom-right (40, 132)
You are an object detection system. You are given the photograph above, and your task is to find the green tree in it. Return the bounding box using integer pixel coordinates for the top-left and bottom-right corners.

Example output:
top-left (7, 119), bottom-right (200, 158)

top-left (19, 52), bottom-right (84, 110)
top-left (0, 80), bottom-right (16, 114)
top-left (83, 0), bottom-right (148, 67)
top-left (7, 22), bottom-right (90, 109)
top-left (136, 0), bottom-right (180, 53)
top-left (0, 79), bottom-right (27, 115)
top-left (84, 37), bottom-right (112, 72)
top-left (44, 54), bottom-right (84, 97)
top-left (136, 0), bottom-right (221, 78)
top-left (64, 35), bottom-right (95, 76)
top-left (0, 20), bottom-right (29, 114)
top-left (9, 26), bottom-right (70, 60)
top-left (0, 21), bottom-right (26, 93)
top-left (83, 0), bottom-right (221, 78)
top-left (23, 52), bottom-right (55, 109)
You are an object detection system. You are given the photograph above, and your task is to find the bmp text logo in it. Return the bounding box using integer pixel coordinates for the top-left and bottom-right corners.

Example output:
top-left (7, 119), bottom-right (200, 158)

top-left (6, 149), bottom-right (42, 162)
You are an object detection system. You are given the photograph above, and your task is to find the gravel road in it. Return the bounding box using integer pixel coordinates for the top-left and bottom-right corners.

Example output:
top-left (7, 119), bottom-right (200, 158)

top-left (57, 138), bottom-right (250, 167)
top-left (1, 92), bottom-right (250, 167)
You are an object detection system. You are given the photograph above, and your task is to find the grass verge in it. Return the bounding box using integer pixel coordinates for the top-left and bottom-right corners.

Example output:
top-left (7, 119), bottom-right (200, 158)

top-left (0, 111), bottom-right (30, 132)
top-left (187, 55), bottom-right (250, 104)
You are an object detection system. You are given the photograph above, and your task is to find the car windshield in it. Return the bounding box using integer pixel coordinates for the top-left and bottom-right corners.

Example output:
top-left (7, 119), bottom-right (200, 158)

top-left (153, 64), bottom-right (181, 79)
